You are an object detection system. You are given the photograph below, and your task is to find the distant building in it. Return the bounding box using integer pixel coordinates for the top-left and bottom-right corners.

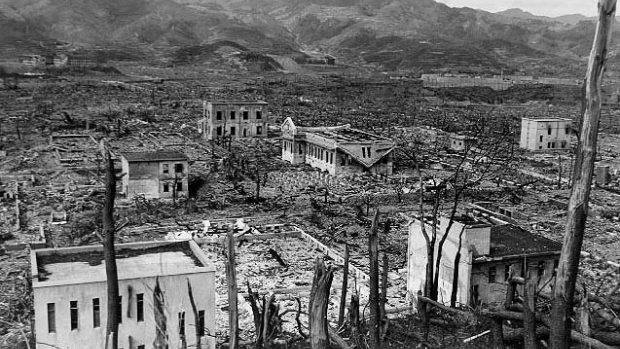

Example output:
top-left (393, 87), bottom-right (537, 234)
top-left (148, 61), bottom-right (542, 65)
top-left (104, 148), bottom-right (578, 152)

top-left (281, 117), bottom-right (395, 176)
top-left (519, 117), bottom-right (572, 151)
top-left (407, 214), bottom-right (561, 307)
top-left (449, 133), bottom-right (477, 152)
top-left (32, 240), bottom-right (216, 349)
top-left (19, 54), bottom-right (46, 67)
top-left (198, 100), bottom-right (268, 140)
top-left (120, 151), bottom-right (189, 199)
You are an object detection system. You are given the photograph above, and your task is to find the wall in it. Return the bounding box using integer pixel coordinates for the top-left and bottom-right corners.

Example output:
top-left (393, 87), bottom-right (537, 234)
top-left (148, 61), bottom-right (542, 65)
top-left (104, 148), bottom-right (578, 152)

top-left (407, 218), bottom-right (474, 306)
top-left (127, 162), bottom-right (159, 199)
top-left (281, 139), bottom-right (305, 165)
top-left (34, 273), bottom-right (216, 349)
top-left (205, 103), bottom-right (268, 140)
top-left (305, 143), bottom-right (337, 175)
top-left (470, 256), bottom-right (558, 307)
top-left (520, 119), bottom-right (572, 151)
top-left (125, 161), bottom-right (189, 200)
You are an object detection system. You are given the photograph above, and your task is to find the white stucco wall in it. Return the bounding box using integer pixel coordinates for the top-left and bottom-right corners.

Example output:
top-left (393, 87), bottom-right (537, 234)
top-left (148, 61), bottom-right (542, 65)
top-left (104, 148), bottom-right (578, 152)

top-left (519, 118), bottom-right (572, 151)
top-left (34, 273), bottom-right (215, 349)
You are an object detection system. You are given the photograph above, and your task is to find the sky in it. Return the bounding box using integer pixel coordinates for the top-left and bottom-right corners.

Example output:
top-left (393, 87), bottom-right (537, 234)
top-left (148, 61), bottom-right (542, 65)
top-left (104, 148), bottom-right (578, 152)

top-left (434, 0), bottom-right (599, 17)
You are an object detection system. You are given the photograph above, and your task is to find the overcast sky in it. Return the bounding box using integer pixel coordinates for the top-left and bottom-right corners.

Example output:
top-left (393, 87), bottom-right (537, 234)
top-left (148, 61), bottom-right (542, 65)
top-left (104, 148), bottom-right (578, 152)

top-left (434, 0), bottom-right (599, 17)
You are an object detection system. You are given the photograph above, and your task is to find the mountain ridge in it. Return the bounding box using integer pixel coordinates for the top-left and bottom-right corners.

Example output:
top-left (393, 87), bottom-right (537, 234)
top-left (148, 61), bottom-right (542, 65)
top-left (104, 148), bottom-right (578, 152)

top-left (0, 0), bottom-right (613, 74)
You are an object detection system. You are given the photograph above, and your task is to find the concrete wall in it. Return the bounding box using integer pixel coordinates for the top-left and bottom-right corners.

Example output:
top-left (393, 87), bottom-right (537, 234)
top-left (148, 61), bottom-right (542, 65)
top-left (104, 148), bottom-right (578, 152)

top-left (34, 273), bottom-right (216, 349)
top-left (520, 119), bottom-right (572, 151)
top-left (470, 257), bottom-right (558, 307)
top-left (281, 139), bottom-right (305, 165)
top-left (205, 102), bottom-right (268, 140)
top-left (125, 161), bottom-right (189, 199)
top-left (407, 218), bottom-right (473, 306)
top-left (305, 143), bottom-right (337, 175)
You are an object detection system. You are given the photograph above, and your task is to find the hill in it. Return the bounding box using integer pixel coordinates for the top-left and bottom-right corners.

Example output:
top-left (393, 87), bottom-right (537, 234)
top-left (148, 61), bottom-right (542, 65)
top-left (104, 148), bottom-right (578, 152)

top-left (0, 0), bottom-right (614, 74)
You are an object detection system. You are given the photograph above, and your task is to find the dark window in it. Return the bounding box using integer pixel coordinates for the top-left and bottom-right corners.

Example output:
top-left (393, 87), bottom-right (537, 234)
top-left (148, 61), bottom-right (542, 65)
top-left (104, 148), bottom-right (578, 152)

top-left (230, 127), bottom-right (236, 136)
top-left (547, 127), bottom-right (552, 135)
top-left (137, 293), bottom-right (144, 322)
top-left (178, 312), bottom-right (186, 336)
top-left (243, 111), bottom-right (249, 120)
top-left (504, 264), bottom-right (511, 281)
top-left (47, 303), bottom-right (56, 333)
top-left (488, 266), bottom-right (497, 283)
top-left (230, 111), bottom-right (236, 119)
top-left (256, 110), bottom-right (262, 119)
top-left (362, 147), bottom-right (366, 157)
top-left (540, 135), bottom-right (543, 142)
top-left (243, 128), bottom-right (247, 137)
top-left (118, 297), bottom-right (122, 323)
top-left (177, 182), bottom-right (183, 192)
top-left (70, 301), bottom-right (78, 330)
top-left (93, 298), bottom-right (100, 328)
top-left (216, 111), bottom-right (222, 120)
top-left (565, 126), bottom-right (571, 134)
top-left (216, 126), bottom-right (222, 136)
top-left (175, 163), bottom-right (184, 173)
top-left (198, 310), bottom-right (205, 337)
top-left (538, 261), bottom-right (546, 277)
top-left (137, 346), bottom-right (145, 349)
top-left (163, 183), bottom-right (169, 193)
top-left (257, 126), bottom-right (262, 135)
top-left (163, 164), bottom-right (169, 174)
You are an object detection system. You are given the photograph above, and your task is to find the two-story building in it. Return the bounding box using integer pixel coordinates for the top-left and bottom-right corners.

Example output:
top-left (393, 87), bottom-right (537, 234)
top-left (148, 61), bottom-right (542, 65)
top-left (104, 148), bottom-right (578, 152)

top-left (31, 240), bottom-right (216, 349)
top-left (519, 117), bottom-right (572, 151)
top-left (407, 213), bottom-right (561, 307)
top-left (120, 151), bottom-right (189, 200)
top-left (448, 133), bottom-right (478, 152)
top-left (281, 117), bottom-right (395, 176)
top-left (198, 100), bottom-right (268, 140)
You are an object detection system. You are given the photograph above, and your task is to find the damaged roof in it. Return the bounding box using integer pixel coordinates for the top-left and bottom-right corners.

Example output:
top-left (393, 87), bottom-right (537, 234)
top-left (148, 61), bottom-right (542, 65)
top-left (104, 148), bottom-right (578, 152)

top-left (489, 224), bottom-right (562, 258)
top-left (121, 151), bottom-right (188, 162)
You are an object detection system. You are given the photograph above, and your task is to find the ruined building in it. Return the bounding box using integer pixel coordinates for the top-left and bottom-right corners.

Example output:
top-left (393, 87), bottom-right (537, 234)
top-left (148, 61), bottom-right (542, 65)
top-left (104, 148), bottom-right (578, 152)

top-left (407, 214), bottom-right (561, 307)
top-left (198, 100), bottom-right (268, 140)
top-left (120, 151), bottom-right (189, 199)
top-left (31, 240), bottom-right (216, 349)
top-left (448, 133), bottom-right (478, 152)
top-left (519, 117), bottom-right (572, 151)
top-left (281, 117), bottom-right (395, 176)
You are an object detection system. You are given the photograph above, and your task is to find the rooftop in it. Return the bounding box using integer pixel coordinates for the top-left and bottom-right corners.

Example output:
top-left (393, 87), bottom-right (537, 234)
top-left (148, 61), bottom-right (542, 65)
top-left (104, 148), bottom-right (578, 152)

top-left (488, 224), bottom-right (562, 258)
top-left (522, 117), bottom-right (572, 122)
top-left (311, 126), bottom-right (392, 143)
top-left (121, 151), bottom-right (188, 162)
top-left (208, 100), bottom-right (267, 105)
top-left (32, 241), bottom-right (213, 287)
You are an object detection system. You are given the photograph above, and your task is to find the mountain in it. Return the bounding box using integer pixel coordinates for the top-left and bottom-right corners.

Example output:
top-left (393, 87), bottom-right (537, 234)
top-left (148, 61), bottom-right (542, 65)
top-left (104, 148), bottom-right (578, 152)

top-left (0, 0), bottom-right (613, 74)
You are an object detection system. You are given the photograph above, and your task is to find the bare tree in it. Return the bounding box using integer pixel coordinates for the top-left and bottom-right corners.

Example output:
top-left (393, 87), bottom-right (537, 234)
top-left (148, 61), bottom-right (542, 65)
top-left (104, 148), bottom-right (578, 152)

top-left (102, 147), bottom-right (120, 349)
top-left (549, 1), bottom-right (616, 348)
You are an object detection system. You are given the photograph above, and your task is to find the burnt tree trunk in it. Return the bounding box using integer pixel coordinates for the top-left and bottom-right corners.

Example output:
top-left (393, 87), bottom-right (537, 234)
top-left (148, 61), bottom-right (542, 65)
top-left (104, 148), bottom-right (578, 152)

top-left (226, 229), bottom-right (239, 349)
top-left (102, 150), bottom-right (120, 349)
top-left (523, 263), bottom-right (538, 349)
top-left (450, 226), bottom-right (466, 308)
top-left (369, 210), bottom-right (381, 349)
top-left (153, 277), bottom-right (168, 349)
top-left (490, 318), bottom-right (505, 349)
top-left (349, 294), bottom-right (361, 349)
top-left (187, 279), bottom-right (201, 349)
top-left (549, 1), bottom-right (616, 348)
top-left (338, 244), bottom-right (350, 327)
top-left (309, 258), bottom-right (334, 349)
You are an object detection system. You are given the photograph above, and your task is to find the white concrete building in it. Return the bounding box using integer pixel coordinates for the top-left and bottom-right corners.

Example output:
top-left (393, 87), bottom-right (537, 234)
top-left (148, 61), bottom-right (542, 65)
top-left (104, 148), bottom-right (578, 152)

top-left (519, 117), bottom-right (572, 151)
top-left (32, 240), bottom-right (216, 349)
top-left (198, 100), bottom-right (268, 140)
top-left (281, 117), bottom-right (395, 176)
top-left (120, 151), bottom-right (189, 200)
top-left (407, 214), bottom-right (561, 307)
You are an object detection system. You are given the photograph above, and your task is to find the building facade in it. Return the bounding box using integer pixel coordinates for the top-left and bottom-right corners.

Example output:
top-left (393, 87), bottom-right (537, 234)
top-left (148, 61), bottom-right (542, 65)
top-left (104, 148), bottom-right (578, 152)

top-left (31, 240), bottom-right (216, 349)
top-left (120, 151), bottom-right (189, 200)
top-left (281, 117), bottom-right (394, 176)
top-left (519, 117), bottom-right (572, 151)
top-left (198, 100), bottom-right (268, 140)
top-left (407, 214), bottom-right (561, 307)
top-left (449, 133), bottom-right (477, 152)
